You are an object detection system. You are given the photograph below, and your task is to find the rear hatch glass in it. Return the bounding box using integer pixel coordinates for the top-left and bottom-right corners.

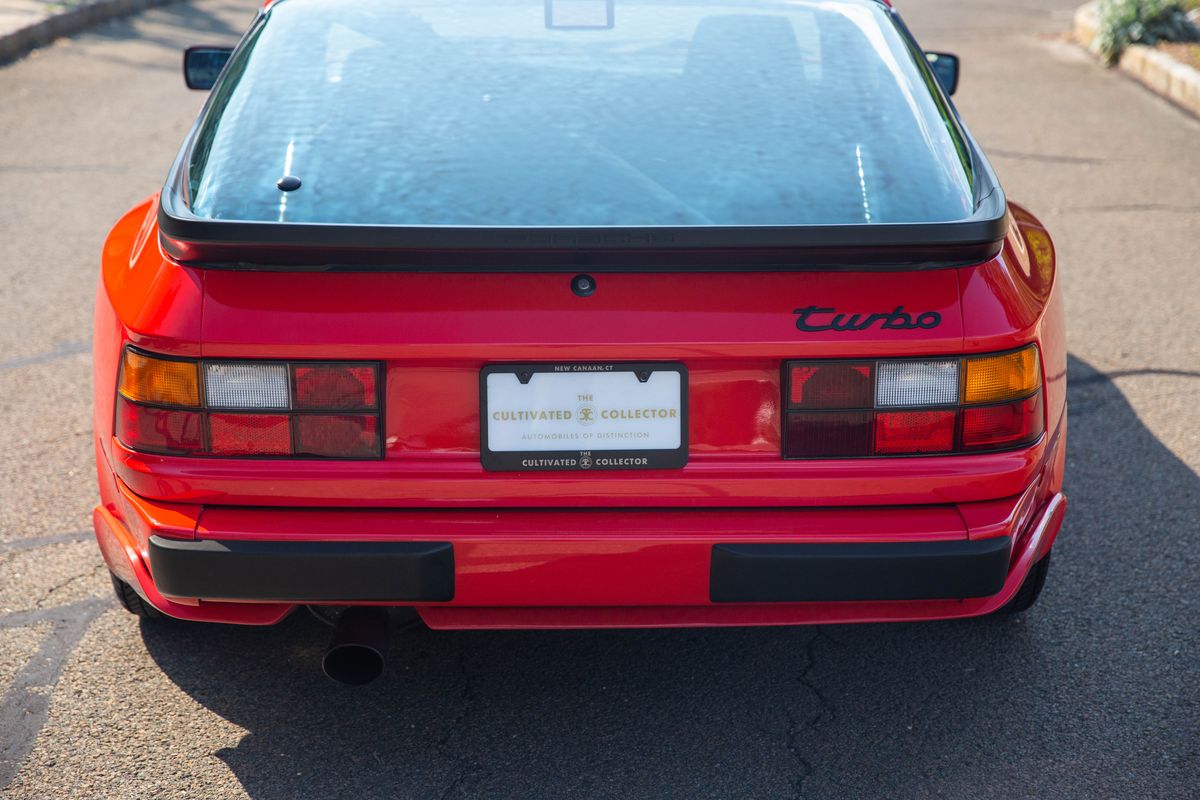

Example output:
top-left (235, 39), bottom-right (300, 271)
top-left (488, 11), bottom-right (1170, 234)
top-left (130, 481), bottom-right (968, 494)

top-left (187, 0), bottom-right (976, 228)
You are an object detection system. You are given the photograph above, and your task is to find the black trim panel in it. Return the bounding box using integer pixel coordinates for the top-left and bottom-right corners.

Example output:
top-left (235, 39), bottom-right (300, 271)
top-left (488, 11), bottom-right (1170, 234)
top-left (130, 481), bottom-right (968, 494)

top-left (157, 193), bottom-right (1007, 271)
top-left (148, 536), bottom-right (454, 602)
top-left (158, 187), bottom-right (1007, 252)
top-left (710, 537), bottom-right (1011, 602)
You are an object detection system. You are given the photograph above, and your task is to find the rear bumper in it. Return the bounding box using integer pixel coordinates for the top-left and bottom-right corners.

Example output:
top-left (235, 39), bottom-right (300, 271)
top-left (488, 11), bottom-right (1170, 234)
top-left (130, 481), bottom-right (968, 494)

top-left (145, 535), bottom-right (1010, 605)
top-left (93, 472), bottom-right (1066, 627)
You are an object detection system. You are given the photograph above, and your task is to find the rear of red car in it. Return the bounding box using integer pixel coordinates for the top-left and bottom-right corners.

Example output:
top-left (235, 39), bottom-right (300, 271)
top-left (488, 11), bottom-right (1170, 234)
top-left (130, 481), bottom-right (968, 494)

top-left (93, 0), bottom-right (1066, 632)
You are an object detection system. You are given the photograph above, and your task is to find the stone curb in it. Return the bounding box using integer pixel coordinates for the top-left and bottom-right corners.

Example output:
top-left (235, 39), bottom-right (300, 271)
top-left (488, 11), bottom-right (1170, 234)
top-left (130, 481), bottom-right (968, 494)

top-left (1074, 0), bottom-right (1102, 47)
top-left (1074, 0), bottom-right (1200, 119)
top-left (0, 0), bottom-right (175, 65)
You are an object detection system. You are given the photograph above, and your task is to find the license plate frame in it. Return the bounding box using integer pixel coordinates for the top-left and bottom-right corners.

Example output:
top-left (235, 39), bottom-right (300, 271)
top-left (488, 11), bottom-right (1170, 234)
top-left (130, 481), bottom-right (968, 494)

top-left (480, 362), bottom-right (688, 472)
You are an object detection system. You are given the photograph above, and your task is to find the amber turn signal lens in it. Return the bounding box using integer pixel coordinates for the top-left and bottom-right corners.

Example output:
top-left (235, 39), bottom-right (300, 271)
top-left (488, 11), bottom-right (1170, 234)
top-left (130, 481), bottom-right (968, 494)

top-left (963, 346), bottom-right (1040, 405)
top-left (118, 350), bottom-right (200, 407)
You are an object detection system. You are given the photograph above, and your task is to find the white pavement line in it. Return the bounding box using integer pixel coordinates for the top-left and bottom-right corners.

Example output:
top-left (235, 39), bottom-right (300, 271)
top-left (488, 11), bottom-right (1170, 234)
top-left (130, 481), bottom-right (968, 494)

top-left (0, 597), bottom-right (109, 789)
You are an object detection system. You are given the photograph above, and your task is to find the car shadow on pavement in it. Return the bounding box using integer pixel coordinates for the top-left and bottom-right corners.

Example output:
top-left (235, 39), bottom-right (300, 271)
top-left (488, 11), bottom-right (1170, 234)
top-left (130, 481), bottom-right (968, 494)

top-left (141, 355), bottom-right (1199, 800)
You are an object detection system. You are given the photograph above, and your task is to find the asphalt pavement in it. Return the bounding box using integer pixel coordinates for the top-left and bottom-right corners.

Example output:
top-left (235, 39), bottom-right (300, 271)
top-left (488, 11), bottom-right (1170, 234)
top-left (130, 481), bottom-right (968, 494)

top-left (0, 1), bottom-right (1197, 798)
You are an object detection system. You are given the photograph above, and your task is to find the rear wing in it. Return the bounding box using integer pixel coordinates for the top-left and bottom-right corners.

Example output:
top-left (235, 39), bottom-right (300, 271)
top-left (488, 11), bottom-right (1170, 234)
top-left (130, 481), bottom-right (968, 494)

top-left (158, 131), bottom-right (1008, 273)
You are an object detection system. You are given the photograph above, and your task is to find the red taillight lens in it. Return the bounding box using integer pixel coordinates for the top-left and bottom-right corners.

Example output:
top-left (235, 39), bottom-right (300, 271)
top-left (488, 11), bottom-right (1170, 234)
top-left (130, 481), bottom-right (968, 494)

top-left (782, 347), bottom-right (1044, 459)
top-left (788, 362), bottom-right (872, 409)
top-left (961, 393), bottom-right (1044, 450)
top-left (294, 365), bottom-right (378, 410)
top-left (294, 414), bottom-right (380, 458)
top-left (114, 349), bottom-right (383, 459)
top-left (784, 411), bottom-right (873, 458)
top-left (874, 409), bottom-right (956, 455)
top-left (208, 413), bottom-right (291, 456)
top-left (115, 396), bottom-right (205, 455)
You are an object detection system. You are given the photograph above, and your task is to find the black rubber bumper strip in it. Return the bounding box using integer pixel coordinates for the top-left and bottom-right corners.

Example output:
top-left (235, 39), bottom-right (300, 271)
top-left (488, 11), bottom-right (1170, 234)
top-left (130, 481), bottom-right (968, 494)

top-left (710, 537), bottom-right (1011, 603)
top-left (148, 536), bottom-right (454, 602)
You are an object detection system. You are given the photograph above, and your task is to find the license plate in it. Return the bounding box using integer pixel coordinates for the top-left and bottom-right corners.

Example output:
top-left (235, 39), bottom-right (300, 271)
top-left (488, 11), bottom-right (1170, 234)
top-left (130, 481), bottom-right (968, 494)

top-left (481, 362), bottom-right (688, 471)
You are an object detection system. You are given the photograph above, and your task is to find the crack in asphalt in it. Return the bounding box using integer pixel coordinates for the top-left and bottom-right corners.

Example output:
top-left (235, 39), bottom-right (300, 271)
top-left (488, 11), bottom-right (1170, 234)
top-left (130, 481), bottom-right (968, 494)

top-left (781, 630), bottom-right (838, 799)
top-left (435, 643), bottom-right (483, 800)
top-left (32, 564), bottom-right (107, 610)
top-left (0, 597), bottom-right (109, 789)
top-left (782, 706), bottom-right (815, 799)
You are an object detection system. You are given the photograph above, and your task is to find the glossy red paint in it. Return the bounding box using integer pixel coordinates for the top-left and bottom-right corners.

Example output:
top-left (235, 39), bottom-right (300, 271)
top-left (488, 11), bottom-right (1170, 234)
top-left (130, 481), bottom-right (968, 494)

top-left (93, 193), bottom-right (1067, 626)
top-left (413, 490), bottom-right (1056, 628)
top-left (108, 437), bottom-right (1049, 508)
top-left (417, 492), bottom-right (1062, 630)
top-left (90, 470), bottom-right (1064, 627)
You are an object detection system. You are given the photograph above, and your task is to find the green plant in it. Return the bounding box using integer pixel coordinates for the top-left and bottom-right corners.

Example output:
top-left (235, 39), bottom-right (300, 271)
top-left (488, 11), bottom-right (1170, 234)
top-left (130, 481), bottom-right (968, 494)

top-left (1093, 0), bottom-right (1200, 63)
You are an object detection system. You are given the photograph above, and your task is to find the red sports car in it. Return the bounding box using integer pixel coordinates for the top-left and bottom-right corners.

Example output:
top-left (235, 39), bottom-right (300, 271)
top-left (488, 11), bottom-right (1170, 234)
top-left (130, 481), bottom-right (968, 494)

top-left (94, 0), bottom-right (1065, 683)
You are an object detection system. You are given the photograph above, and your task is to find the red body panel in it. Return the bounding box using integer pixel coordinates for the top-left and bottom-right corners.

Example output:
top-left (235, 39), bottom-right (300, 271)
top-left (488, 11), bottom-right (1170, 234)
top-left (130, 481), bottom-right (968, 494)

top-left (92, 196), bottom-right (1067, 627)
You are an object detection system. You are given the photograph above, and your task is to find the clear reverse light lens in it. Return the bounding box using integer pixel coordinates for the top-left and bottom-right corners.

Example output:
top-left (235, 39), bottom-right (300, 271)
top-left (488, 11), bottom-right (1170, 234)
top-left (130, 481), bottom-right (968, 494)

top-left (875, 359), bottom-right (959, 408)
top-left (204, 363), bottom-right (290, 409)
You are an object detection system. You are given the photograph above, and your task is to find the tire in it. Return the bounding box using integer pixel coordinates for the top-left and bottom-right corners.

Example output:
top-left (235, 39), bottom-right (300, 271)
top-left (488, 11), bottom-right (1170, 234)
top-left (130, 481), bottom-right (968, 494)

top-left (109, 572), bottom-right (166, 619)
top-left (1000, 551), bottom-right (1052, 615)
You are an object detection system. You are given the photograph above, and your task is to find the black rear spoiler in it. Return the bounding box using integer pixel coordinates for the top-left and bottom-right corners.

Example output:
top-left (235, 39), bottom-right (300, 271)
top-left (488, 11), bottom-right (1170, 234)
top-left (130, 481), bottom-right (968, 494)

top-left (158, 136), bottom-right (1008, 274)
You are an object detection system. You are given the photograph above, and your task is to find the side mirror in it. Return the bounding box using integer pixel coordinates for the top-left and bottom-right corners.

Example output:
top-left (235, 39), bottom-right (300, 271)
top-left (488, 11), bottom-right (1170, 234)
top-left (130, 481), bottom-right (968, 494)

top-left (184, 46), bottom-right (234, 90)
top-left (925, 51), bottom-right (959, 96)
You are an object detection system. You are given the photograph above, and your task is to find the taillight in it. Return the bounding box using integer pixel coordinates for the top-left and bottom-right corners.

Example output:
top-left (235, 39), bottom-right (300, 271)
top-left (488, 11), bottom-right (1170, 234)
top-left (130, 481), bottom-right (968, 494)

top-left (118, 350), bottom-right (200, 407)
top-left (204, 362), bottom-right (290, 409)
top-left (207, 413), bottom-right (291, 456)
top-left (294, 414), bottom-right (379, 458)
top-left (115, 349), bottom-right (382, 459)
top-left (785, 410), bottom-right (873, 457)
top-left (961, 392), bottom-right (1044, 450)
top-left (874, 409), bottom-right (956, 455)
top-left (788, 362), bottom-right (873, 409)
top-left (963, 347), bottom-right (1040, 405)
top-left (115, 398), bottom-right (205, 455)
top-left (294, 365), bottom-right (377, 409)
top-left (783, 345), bottom-right (1043, 459)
